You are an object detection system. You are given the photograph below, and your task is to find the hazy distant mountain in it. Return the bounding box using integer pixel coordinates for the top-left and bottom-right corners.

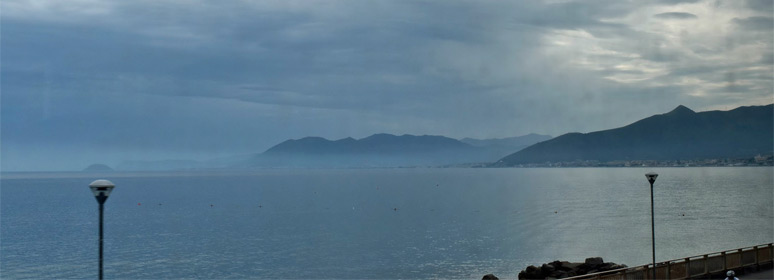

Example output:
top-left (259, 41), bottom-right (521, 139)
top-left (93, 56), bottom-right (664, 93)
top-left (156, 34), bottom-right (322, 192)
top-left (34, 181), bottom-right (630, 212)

top-left (83, 163), bottom-right (114, 172)
top-left (248, 133), bottom-right (493, 168)
top-left (114, 154), bottom-right (253, 171)
top-left (495, 104), bottom-right (774, 166)
top-left (116, 159), bottom-right (205, 171)
top-left (461, 134), bottom-right (552, 154)
top-left (265, 133), bottom-right (472, 155)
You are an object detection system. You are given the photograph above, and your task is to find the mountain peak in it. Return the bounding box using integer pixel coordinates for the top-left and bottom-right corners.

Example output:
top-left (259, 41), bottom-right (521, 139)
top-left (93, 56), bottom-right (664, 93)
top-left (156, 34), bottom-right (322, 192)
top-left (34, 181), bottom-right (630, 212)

top-left (666, 105), bottom-right (695, 115)
top-left (364, 133), bottom-right (396, 139)
top-left (495, 104), bottom-right (773, 166)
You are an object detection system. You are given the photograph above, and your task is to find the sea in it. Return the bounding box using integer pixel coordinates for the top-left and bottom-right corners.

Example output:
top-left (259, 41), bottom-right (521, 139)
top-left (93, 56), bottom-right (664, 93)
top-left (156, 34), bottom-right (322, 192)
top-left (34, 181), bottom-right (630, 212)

top-left (1, 167), bottom-right (772, 279)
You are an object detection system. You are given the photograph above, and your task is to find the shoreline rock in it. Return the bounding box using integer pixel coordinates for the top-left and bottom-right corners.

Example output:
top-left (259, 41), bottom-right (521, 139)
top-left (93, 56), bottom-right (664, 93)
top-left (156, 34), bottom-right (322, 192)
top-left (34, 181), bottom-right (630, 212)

top-left (517, 257), bottom-right (627, 279)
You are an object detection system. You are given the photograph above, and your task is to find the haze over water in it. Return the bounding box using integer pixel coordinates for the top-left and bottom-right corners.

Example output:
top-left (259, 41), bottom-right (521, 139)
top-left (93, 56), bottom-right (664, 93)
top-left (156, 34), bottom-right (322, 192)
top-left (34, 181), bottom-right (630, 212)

top-left (2, 167), bottom-right (771, 279)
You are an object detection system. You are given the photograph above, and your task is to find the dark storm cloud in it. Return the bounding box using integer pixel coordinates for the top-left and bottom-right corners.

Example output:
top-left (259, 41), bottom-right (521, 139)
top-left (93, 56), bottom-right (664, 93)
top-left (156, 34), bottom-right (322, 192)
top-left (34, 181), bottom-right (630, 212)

top-left (654, 12), bottom-right (698, 19)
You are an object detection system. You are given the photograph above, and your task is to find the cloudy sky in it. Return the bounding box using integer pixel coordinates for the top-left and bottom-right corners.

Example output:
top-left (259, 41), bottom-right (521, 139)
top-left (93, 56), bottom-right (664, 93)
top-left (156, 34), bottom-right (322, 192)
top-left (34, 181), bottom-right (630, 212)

top-left (2, 0), bottom-right (772, 171)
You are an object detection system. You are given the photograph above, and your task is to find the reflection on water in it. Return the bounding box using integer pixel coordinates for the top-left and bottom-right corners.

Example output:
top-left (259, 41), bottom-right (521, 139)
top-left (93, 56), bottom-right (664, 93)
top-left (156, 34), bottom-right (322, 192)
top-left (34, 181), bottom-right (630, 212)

top-left (1, 167), bottom-right (772, 279)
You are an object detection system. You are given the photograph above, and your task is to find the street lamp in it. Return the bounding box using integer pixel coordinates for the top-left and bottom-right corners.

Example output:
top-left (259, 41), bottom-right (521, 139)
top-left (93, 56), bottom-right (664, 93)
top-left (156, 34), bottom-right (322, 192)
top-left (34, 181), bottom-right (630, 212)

top-left (89, 179), bottom-right (115, 280)
top-left (645, 172), bottom-right (658, 279)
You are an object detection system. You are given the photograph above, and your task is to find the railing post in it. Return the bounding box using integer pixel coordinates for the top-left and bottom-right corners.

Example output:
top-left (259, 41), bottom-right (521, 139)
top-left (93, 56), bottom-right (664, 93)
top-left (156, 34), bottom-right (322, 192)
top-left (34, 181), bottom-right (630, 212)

top-left (685, 258), bottom-right (691, 278)
top-left (738, 249), bottom-right (743, 268)
top-left (722, 252), bottom-right (727, 271)
top-left (651, 264), bottom-right (655, 280)
top-left (703, 255), bottom-right (708, 276)
top-left (666, 261), bottom-right (671, 279)
top-left (770, 243), bottom-right (773, 262)
top-left (645, 265), bottom-right (651, 280)
top-left (753, 246), bottom-right (759, 270)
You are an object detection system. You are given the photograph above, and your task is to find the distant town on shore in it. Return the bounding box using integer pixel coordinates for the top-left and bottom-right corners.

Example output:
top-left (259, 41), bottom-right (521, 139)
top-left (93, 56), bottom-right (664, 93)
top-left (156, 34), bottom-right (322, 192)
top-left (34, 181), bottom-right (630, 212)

top-left (479, 154), bottom-right (774, 168)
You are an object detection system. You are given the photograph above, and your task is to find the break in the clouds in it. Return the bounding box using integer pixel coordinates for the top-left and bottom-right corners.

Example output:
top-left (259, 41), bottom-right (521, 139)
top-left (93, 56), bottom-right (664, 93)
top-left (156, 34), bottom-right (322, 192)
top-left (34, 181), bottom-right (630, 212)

top-left (2, 0), bottom-right (772, 171)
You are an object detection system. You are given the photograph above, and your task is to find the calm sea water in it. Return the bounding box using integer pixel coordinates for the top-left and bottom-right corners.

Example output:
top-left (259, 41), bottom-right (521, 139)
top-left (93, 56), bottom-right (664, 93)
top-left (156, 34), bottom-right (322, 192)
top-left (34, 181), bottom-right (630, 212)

top-left (1, 167), bottom-right (772, 279)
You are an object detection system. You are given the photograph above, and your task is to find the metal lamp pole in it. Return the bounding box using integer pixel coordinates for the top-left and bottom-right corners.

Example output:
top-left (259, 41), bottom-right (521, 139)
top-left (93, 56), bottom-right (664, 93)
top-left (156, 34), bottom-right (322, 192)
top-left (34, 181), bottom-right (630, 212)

top-left (90, 180), bottom-right (115, 280)
top-left (645, 172), bottom-right (658, 279)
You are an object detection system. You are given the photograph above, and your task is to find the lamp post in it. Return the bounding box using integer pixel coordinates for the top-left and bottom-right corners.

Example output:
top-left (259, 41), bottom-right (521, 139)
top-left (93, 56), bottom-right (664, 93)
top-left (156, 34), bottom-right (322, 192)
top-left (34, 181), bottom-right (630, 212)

top-left (645, 172), bottom-right (658, 279)
top-left (89, 179), bottom-right (115, 280)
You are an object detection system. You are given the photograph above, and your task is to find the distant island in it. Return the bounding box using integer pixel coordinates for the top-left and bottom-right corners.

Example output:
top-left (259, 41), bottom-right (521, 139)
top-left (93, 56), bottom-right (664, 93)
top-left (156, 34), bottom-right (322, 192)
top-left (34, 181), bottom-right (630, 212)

top-left (494, 104), bottom-right (774, 167)
top-left (82, 164), bottom-right (114, 172)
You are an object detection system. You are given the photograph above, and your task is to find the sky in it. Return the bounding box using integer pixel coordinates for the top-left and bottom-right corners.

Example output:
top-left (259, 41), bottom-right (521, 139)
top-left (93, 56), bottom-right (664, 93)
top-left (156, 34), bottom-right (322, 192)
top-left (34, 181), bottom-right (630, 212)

top-left (2, 0), bottom-right (773, 171)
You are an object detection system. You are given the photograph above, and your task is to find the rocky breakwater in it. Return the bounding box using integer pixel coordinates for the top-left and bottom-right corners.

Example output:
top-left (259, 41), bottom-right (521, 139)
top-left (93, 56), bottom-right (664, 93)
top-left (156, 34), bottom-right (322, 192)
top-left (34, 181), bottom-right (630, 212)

top-left (517, 257), bottom-right (627, 279)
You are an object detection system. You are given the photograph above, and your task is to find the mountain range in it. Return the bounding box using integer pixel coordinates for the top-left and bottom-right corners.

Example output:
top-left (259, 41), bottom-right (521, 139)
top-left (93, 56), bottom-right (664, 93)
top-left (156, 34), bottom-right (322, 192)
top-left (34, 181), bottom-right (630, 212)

top-left (461, 134), bottom-right (552, 157)
top-left (84, 134), bottom-right (548, 171)
top-left (90, 104), bottom-right (772, 170)
top-left (264, 133), bottom-right (471, 156)
top-left (248, 133), bottom-right (545, 168)
top-left (495, 104), bottom-right (773, 166)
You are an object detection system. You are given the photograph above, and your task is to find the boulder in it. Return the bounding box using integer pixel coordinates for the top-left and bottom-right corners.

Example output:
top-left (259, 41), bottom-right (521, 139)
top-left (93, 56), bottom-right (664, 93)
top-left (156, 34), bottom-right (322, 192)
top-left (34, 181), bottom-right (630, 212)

top-left (517, 258), bottom-right (626, 279)
top-left (482, 274), bottom-right (499, 280)
top-left (549, 270), bottom-right (568, 278)
top-left (560, 261), bottom-right (582, 270)
top-left (541, 264), bottom-right (556, 273)
top-left (608, 264), bottom-right (627, 270)
top-left (519, 265), bottom-right (545, 279)
top-left (585, 257), bottom-right (604, 266)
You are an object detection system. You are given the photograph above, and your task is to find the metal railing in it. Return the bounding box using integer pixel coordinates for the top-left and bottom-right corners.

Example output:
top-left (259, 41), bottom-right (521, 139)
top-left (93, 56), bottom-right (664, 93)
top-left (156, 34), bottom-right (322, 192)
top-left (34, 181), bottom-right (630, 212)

top-left (562, 243), bottom-right (773, 280)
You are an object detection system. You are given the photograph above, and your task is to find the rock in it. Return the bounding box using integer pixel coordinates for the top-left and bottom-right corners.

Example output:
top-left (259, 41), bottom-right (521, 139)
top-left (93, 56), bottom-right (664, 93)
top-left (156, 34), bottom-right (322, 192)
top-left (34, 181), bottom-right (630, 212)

top-left (585, 257), bottom-right (604, 266)
top-left (549, 270), bottom-right (568, 278)
top-left (519, 265), bottom-right (544, 279)
top-left (518, 258), bottom-right (626, 279)
top-left (610, 264), bottom-right (627, 270)
top-left (482, 274), bottom-right (499, 280)
top-left (561, 262), bottom-right (582, 270)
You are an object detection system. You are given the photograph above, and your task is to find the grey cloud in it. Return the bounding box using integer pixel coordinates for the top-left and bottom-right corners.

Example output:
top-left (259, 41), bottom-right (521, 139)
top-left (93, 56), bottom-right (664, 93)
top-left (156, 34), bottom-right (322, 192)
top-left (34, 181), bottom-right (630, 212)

top-left (654, 59), bottom-right (771, 82)
top-left (716, 84), bottom-right (753, 93)
top-left (658, 0), bottom-right (701, 4)
top-left (3, 0), bottom-right (773, 171)
top-left (519, 1), bottom-right (635, 30)
top-left (654, 12), bottom-right (698, 19)
top-left (732, 16), bottom-right (774, 30)
top-left (745, 0), bottom-right (774, 11)
top-left (761, 53), bottom-right (774, 64)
